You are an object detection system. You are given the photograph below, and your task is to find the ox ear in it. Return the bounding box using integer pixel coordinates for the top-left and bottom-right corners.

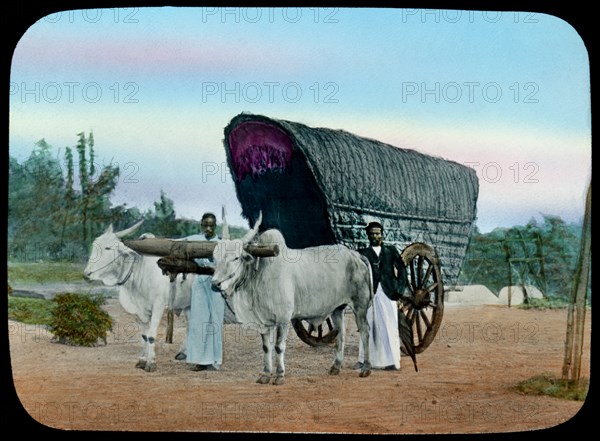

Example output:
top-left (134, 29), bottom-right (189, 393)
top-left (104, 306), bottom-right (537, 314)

top-left (105, 224), bottom-right (114, 234)
top-left (115, 219), bottom-right (145, 238)
top-left (241, 211), bottom-right (263, 244)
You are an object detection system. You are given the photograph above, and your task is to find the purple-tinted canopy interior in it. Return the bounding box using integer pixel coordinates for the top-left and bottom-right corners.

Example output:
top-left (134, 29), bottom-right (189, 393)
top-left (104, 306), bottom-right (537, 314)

top-left (227, 121), bottom-right (294, 181)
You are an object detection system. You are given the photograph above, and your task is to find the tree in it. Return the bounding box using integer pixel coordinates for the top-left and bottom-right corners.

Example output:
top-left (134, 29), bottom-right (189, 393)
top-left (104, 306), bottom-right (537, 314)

top-left (8, 133), bottom-right (121, 261)
top-left (153, 189), bottom-right (178, 237)
top-left (75, 132), bottom-right (91, 242)
top-left (72, 131), bottom-right (120, 245)
top-left (8, 139), bottom-right (66, 259)
top-left (60, 146), bottom-right (76, 247)
top-left (537, 215), bottom-right (580, 299)
top-left (458, 228), bottom-right (508, 293)
top-left (459, 216), bottom-right (582, 299)
top-left (109, 204), bottom-right (142, 232)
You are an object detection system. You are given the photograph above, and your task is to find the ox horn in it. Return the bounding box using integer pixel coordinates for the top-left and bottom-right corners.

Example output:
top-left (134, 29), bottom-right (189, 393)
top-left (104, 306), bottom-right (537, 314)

top-left (115, 219), bottom-right (145, 238)
top-left (221, 205), bottom-right (230, 240)
top-left (241, 211), bottom-right (263, 244)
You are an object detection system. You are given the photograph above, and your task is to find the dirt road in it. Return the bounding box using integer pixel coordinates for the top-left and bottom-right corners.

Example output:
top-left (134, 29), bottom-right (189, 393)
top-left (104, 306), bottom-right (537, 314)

top-left (7, 298), bottom-right (591, 434)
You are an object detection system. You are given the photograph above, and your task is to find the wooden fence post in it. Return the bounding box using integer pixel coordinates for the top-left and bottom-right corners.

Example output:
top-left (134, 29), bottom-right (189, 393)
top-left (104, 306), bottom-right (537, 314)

top-left (561, 181), bottom-right (591, 386)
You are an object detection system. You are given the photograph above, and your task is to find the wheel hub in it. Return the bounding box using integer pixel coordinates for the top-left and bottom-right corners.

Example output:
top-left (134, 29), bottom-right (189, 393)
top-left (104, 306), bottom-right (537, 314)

top-left (413, 288), bottom-right (432, 309)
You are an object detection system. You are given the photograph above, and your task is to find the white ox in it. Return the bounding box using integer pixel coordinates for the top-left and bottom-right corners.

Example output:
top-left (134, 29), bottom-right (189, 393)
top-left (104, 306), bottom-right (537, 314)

top-left (211, 214), bottom-right (373, 385)
top-left (83, 221), bottom-right (192, 372)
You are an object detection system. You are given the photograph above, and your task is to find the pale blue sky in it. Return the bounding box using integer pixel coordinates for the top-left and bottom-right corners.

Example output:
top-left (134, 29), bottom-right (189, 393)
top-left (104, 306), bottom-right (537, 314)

top-left (9, 7), bottom-right (591, 232)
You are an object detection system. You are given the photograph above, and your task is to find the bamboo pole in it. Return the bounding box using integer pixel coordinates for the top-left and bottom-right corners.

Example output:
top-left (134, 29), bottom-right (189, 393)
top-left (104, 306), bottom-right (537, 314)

top-left (562, 181), bottom-right (591, 386)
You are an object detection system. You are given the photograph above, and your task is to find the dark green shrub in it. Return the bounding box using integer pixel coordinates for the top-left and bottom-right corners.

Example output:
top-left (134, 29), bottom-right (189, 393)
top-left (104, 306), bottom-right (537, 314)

top-left (49, 293), bottom-right (112, 346)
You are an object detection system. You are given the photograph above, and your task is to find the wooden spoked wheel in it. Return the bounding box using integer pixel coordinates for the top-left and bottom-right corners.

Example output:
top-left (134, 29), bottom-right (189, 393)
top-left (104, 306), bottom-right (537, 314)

top-left (291, 318), bottom-right (338, 347)
top-left (400, 243), bottom-right (445, 354)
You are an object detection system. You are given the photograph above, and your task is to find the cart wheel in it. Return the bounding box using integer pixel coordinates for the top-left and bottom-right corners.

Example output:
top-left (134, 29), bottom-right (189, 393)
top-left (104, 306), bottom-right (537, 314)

top-left (292, 317), bottom-right (338, 347)
top-left (400, 243), bottom-right (445, 354)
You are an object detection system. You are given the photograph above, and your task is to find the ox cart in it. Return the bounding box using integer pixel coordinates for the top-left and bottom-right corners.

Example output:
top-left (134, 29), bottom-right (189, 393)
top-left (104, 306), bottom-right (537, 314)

top-left (222, 113), bottom-right (479, 355)
top-left (127, 113), bottom-right (479, 359)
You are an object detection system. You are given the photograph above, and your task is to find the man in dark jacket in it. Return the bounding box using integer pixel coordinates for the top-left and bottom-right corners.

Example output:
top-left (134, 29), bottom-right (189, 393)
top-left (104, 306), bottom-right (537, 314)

top-left (358, 221), bottom-right (408, 301)
top-left (356, 221), bottom-right (408, 370)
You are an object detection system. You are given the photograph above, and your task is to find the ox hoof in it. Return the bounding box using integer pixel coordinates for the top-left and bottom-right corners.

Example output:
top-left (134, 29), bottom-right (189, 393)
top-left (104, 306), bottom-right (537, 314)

top-left (256, 374), bottom-right (272, 384)
top-left (144, 362), bottom-right (157, 372)
top-left (135, 360), bottom-right (146, 369)
top-left (273, 376), bottom-right (285, 386)
top-left (329, 366), bottom-right (341, 376)
top-left (175, 352), bottom-right (187, 360)
top-left (359, 368), bottom-right (372, 378)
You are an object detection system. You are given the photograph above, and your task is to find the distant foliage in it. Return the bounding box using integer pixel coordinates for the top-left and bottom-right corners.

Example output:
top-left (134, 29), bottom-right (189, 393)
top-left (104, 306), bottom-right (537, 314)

top-left (8, 135), bottom-right (119, 262)
top-left (459, 216), bottom-right (583, 300)
top-left (49, 293), bottom-right (112, 347)
top-left (8, 134), bottom-right (248, 262)
top-left (221, 225), bottom-right (249, 240)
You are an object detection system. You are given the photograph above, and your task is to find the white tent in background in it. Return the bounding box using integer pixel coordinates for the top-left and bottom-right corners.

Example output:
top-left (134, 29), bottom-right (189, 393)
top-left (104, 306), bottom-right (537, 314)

top-left (498, 285), bottom-right (544, 305)
top-left (446, 285), bottom-right (500, 305)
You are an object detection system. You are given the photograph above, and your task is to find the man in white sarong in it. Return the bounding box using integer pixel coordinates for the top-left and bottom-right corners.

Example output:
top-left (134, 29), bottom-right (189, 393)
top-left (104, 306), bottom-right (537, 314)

top-left (356, 221), bottom-right (408, 370)
top-left (184, 212), bottom-right (224, 371)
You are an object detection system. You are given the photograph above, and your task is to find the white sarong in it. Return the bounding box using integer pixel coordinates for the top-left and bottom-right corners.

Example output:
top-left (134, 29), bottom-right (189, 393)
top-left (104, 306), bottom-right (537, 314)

top-left (358, 285), bottom-right (401, 369)
top-left (186, 273), bottom-right (225, 367)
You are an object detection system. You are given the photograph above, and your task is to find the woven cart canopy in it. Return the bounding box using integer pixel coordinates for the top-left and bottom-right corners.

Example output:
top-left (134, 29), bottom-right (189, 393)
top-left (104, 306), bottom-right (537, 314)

top-left (223, 113), bottom-right (479, 286)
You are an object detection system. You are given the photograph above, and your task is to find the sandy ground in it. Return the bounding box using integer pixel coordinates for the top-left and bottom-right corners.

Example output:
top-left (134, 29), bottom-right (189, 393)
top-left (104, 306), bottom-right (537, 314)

top-left (7, 296), bottom-right (592, 434)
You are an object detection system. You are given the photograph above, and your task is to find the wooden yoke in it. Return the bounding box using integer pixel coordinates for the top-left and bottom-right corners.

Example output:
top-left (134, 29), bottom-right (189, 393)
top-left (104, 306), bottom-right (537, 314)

top-left (123, 238), bottom-right (279, 276)
top-left (156, 256), bottom-right (216, 277)
top-left (123, 238), bottom-right (216, 259)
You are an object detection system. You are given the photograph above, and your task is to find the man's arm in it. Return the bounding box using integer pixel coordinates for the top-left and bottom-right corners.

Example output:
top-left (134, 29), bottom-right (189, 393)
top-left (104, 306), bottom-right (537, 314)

top-left (394, 248), bottom-right (408, 294)
top-left (387, 246), bottom-right (410, 303)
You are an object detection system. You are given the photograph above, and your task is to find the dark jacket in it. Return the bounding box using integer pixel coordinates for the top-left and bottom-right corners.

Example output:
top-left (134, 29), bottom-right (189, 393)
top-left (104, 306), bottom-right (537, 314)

top-left (358, 244), bottom-right (408, 301)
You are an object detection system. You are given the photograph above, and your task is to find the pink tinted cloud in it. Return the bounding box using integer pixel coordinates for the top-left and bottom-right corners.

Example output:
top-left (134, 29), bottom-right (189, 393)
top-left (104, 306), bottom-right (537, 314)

top-left (14, 34), bottom-right (306, 76)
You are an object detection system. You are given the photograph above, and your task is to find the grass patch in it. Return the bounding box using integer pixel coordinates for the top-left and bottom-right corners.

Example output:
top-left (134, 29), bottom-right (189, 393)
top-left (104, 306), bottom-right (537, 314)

top-left (518, 297), bottom-right (570, 310)
top-left (513, 373), bottom-right (589, 401)
top-left (7, 261), bottom-right (86, 285)
top-left (8, 296), bottom-right (55, 325)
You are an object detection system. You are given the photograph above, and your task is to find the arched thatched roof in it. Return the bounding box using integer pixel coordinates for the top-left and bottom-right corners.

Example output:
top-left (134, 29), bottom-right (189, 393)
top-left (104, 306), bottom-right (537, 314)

top-left (223, 113), bottom-right (479, 286)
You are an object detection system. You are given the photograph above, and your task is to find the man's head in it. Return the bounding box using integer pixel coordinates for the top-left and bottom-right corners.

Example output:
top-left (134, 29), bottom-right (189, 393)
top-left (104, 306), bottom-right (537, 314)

top-left (201, 212), bottom-right (217, 239)
top-left (365, 221), bottom-right (384, 247)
